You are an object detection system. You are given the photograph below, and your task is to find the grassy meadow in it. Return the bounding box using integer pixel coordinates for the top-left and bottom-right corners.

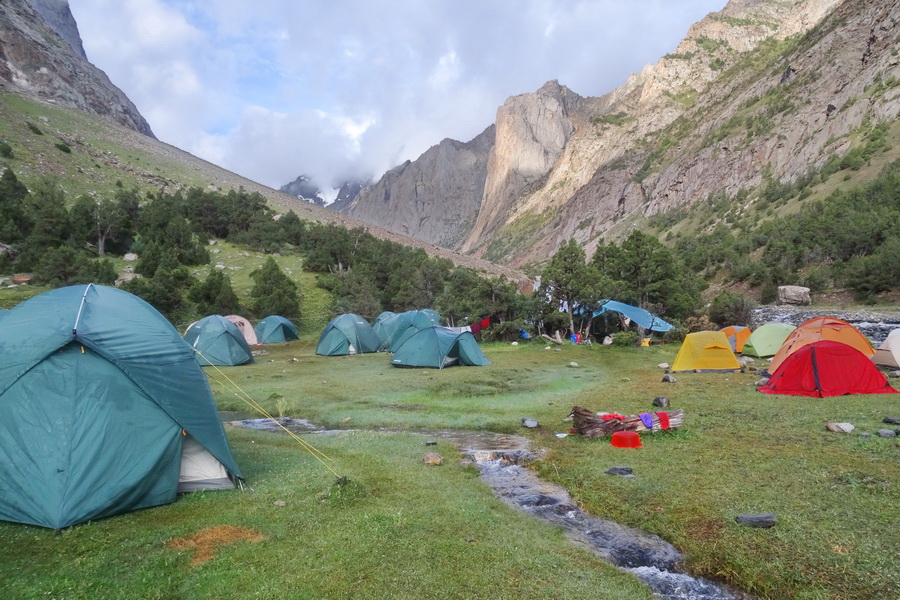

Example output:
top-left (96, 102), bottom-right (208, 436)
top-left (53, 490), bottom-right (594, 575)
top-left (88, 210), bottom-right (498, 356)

top-left (0, 340), bottom-right (896, 600)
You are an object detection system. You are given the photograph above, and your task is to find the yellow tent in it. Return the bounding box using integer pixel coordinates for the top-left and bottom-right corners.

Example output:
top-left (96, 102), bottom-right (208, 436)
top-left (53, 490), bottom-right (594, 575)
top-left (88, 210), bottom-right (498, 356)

top-left (671, 331), bottom-right (741, 372)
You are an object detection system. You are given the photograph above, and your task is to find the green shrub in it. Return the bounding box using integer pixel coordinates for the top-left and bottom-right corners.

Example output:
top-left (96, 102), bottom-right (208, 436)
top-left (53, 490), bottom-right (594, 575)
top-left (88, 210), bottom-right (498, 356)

top-left (0, 141), bottom-right (13, 159)
top-left (54, 142), bottom-right (72, 154)
top-left (611, 330), bottom-right (640, 346)
top-left (26, 122), bottom-right (43, 135)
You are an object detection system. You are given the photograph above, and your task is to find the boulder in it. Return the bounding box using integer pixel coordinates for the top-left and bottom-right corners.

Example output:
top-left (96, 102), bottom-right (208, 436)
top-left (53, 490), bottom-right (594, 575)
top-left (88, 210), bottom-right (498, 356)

top-left (826, 422), bottom-right (855, 433)
top-left (661, 374), bottom-right (677, 383)
top-left (652, 396), bottom-right (670, 408)
top-left (777, 285), bottom-right (811, 305)
top-left (876, 429), bottom-right (896, 438)
top-left (521, 417), bottom-right (539, 428)
top-left (423, 453), bottom-right (443, 466)
top-left (605, 466), bottom-right (634, 476)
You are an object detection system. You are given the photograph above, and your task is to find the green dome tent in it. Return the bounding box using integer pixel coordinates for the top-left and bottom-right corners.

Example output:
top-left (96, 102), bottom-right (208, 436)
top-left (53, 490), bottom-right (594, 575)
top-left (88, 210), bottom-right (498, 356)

top-left (0, 284), bottom-right (241, 529)
top-left (391, 327), bottom-right (490, 368)
top-left (372, 311), bottom-right (397, 350)
top-left (184, 315), bottom-right (254, 366)
top-left (389, 309), bottom-right (442, 352)
top-left (255, 315), bottom-right (300, 344)
top-left (742, 322), bottom-right (796, 357)
top-left (316, 313), bottom-right (381, 356)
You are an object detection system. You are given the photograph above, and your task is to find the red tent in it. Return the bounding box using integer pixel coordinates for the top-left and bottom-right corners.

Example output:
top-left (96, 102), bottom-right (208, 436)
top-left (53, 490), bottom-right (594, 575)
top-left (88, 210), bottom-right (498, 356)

top-left (759, 340), bottom-right (898, 397)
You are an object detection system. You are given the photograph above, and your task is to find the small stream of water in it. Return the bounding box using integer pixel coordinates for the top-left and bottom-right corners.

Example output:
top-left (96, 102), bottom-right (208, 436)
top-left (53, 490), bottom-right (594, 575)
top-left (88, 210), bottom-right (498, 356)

top-left (230, 417), bottom-right (754, 600)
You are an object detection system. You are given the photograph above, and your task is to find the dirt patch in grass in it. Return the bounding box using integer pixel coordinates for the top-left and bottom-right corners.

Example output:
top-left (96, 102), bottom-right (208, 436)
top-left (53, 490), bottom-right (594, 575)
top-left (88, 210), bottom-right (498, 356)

top-left (166, 525), bottom-right (265, 566)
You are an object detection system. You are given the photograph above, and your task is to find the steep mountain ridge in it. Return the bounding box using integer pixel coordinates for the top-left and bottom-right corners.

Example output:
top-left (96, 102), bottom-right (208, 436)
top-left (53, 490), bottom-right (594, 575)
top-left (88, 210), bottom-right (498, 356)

top-left (0, 0), bottom-right (154, 137)
top-left (336, 0), bottom-right (899, 268)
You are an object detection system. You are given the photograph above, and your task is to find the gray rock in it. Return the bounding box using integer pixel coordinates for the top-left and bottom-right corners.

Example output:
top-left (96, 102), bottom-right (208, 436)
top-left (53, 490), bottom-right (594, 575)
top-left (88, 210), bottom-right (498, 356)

top-left (661, 374), bottom-right (676, 383)
top-left (826, 422), bottom-right (854, 433)
top-left (755, 378), bottom-right (770, 387)
top-left (860, 432), bottom-right (872, 439)
top-left (521, 417), bottom-right (539, 428)
top-left (652, 396), bottom-right (670, 408)
top-left (876, 429), bottom-right (896, 438)
top-left (605, 466), bottom-right (634, 476)
top-left (735, 513), bottom-right (777, 528)
top-left (883, 416), bottom-right (900, 425)
top-left (425, 440), bottom-right (437, 446)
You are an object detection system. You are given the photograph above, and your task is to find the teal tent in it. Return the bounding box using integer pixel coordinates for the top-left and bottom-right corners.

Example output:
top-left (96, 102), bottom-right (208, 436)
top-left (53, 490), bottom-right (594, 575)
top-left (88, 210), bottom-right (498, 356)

top-left (0, 284), bottom-right (241, 529)
top-left (372, 311), bottom-right (397, 350)
top-left (391, 327), bottom-right (490, 368)
top-left (389, 309), bottom-right (442, 352)
top-left (316, 313), bottom-right (381, 356)
top-left (184, 315), bottom-right (254, 366)
top-left (255, 315), bottom-right (299, 344)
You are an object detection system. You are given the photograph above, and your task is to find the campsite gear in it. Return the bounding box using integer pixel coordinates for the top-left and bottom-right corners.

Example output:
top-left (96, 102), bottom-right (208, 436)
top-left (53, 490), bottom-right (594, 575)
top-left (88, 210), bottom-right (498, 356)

top-left (741, 322), bottom-right (796, 357)
top-left (656, 411), bottom-right (671, 430)
top-left (768, 317), bottom-right (874, 373)
top-left (254, 315), bottom-right (299, 344)
top-left (316, 313), bottom-right (381, 356)
top-left (720, 325), bottom-right (751, 353)
top-left (569, 406), bottom-right (684, 437)
top-left (391, 326), bottom-right (490, 368)
top-left (671, 331), bottom-right (741, 372)
top-left (224, 314), bottom-right (258, 345)
top-left (0, 284), bottom-right (241, 529)
top-left (872, 328), bottom-right (900, 368)
top-left (759, 340), bottom-right (898, 397)
top-left (611, 431), bottom-right (642, 448)
top-left (185, 315), bottom-right (254, 366)
top-left (582, 300), bottom-right (673, 332)
top-left (639, 413), bottom-right (654, 428)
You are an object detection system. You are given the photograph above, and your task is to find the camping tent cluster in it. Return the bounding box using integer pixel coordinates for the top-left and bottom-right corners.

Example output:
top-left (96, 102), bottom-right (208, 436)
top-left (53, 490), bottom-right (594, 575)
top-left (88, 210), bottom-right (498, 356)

top-left (316, 310), bottom-right (490, 369)
top-left (670, 316), bottom-right (898, 398)
top-left (0, 285), bottom-right (242, 529)
top-left (184, 314), bottom-right (301, 366)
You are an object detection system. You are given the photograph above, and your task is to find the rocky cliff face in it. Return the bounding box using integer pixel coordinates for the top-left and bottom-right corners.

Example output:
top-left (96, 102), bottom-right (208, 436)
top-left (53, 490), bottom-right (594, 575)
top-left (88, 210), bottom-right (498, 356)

top-left (336, 0), bottom-right (899, 267)
top-left (341, 125), bottom-right (495, 248)
top-left (0, 0), bottom-right (154, 137)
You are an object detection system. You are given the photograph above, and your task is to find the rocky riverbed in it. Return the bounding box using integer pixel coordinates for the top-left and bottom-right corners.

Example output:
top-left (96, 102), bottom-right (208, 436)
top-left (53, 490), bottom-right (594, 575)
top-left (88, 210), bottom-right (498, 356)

top-left (752, 305), bottom-right (900, 346)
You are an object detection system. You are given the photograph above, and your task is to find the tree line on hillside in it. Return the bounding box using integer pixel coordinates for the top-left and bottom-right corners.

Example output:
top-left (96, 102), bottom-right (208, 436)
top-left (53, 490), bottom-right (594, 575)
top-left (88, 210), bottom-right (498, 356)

top-left (3, 154), bottom-right (894, 341)
top-left (0, 169), bottom-right (527, 336)
top-left (667, 157), bottom-right (900, 303)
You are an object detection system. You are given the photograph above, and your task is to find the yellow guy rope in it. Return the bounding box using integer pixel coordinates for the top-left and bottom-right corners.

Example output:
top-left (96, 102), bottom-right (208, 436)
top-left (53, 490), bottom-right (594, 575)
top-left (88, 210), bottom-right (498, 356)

top-left (196, 349), bottom-right (341, 477)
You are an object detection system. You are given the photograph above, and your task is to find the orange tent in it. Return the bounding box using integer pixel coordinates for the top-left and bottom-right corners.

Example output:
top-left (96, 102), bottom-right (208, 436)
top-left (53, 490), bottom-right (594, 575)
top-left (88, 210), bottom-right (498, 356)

top-left (720, 325), bottom-right (751, 353)
top-left (768, 317), bottom-right (874, 373)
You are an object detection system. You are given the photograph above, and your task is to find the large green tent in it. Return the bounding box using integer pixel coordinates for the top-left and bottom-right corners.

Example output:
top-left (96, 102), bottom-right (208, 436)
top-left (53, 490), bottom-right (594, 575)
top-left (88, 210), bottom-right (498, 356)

top-left (741, 322), bottom-right (796, 357)
top-left (389, 309), bottom-right (442, 352)
top-left (255, 315), bottom-right (299, 344)
top-left (0, 284), bottom-right (241, 529)
top-left (391, 327), bottom-right (490, 368)
top-left (316, 313), bottom-right (381, 356)
top-left (184, 315), bottom-right (254, 366)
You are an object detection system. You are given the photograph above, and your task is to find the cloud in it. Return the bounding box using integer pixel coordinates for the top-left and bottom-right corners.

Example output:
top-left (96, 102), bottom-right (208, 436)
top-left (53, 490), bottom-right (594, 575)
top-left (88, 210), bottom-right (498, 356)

top-left (69, 0), bottom-right (727, 190)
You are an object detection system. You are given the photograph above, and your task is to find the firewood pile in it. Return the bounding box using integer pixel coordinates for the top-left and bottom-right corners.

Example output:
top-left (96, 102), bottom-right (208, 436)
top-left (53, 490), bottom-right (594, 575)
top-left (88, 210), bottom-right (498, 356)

top-left (568, 405), bottom-right (684, 438)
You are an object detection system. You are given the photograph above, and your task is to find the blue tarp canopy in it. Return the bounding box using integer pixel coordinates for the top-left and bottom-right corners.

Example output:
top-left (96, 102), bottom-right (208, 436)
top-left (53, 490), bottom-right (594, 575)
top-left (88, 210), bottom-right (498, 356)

top-left (590, 300), bottom-right (673, 332)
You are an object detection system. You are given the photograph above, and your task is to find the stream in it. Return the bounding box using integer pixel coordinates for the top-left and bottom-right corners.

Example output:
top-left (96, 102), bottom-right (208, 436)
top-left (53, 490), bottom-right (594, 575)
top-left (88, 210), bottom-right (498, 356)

top-left (229, 416), bottom-right (754, 600)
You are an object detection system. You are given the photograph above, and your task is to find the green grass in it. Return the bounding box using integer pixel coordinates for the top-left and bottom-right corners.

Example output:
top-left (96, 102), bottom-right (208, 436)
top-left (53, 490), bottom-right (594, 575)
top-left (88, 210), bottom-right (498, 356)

top-left (0, 341), bottom-right (897, 599)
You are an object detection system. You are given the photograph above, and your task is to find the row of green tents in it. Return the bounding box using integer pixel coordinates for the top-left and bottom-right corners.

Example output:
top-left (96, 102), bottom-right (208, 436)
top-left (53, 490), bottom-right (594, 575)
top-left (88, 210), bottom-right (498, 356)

top-left (315, 310), bottom-right (490, 369)
top-left (183, 314), bottom-right (300, 366)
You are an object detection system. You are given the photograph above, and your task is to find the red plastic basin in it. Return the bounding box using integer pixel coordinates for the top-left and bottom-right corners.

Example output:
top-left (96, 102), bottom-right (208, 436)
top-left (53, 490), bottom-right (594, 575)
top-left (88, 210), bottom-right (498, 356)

top-left (610, 430), bottom-right (642, 448)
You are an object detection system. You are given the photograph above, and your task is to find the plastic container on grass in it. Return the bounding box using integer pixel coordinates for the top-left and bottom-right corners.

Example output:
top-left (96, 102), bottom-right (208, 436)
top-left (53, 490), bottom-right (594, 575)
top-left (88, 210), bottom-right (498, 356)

top-left (610, 430), bottom-right (642, 448)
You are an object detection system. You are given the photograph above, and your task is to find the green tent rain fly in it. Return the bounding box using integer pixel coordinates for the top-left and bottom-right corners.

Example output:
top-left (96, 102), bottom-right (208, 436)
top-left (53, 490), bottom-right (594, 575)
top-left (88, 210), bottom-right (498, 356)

top-left (0, 284), bottom-right (241, 529)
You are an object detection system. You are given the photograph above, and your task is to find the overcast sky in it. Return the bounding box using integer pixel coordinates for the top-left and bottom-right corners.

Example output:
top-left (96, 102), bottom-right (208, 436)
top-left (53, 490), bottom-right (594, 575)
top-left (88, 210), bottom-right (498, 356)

top-left (68, 0), bottom-right (726, 197)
